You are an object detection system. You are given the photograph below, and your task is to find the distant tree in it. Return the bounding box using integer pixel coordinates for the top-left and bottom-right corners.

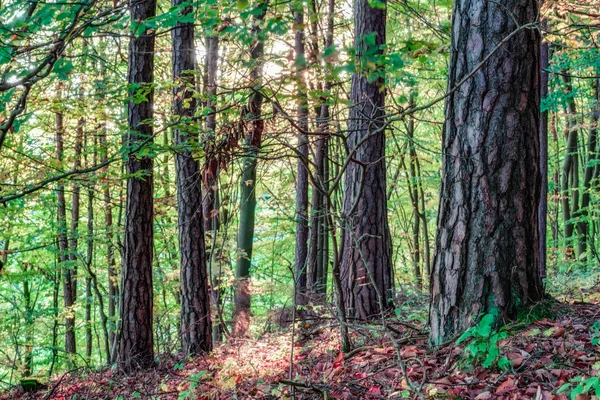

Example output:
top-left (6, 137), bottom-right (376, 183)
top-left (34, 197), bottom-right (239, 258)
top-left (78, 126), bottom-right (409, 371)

top-left (55, 102), bottom-right (77, 363)
top-left (233, 0), bottom-right (268, 337)
top-left (203, 31), bottom-right (220, 233)
top-left (117, 0), bottom-right (157, 371)
top-left (293, 0), bottom-right (310, 306)
top-left (429, 0), bottom-right (544, 345)
top-left (307, 0), bottom-right (334, 301)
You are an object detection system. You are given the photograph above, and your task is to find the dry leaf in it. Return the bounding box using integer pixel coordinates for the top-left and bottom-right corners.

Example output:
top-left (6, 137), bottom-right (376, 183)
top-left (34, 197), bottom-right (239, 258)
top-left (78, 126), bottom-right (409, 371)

top-left (496, 378), bottom-right (517, 395)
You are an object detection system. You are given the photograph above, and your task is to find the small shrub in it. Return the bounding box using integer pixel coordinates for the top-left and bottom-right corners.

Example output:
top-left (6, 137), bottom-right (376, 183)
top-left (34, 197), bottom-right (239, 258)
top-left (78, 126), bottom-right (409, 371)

top-left (456, 314), bottom-right (511, 370)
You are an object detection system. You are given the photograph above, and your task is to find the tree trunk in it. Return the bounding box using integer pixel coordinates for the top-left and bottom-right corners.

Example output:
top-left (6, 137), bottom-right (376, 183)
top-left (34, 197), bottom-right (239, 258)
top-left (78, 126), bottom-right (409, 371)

top-left (406, 93), bottom-right (421, 285)
top-left (340, 0), bottom-right (393, 320)
top-left (293, 2), bottom-right (310, 306)
top-left (203, 30), bottom-right (223, 342)
top-left (85, 150), bottom-right (94, 362)
top-left (22, 262), bottom-right (33, 377)
top-left (69, 118), bottom-right (83, 299)
top-left (233, 0), bottom-right (267, 338)
top-left (203, 34), bottom-right (220, 232)
top-left (307, 0), bottom-right (333, 301)
top-left (577, 79), bottom-right (600, 258)
top-left (561, 73), bottom-right (578, 258)
top-left (539, 20), bottom-right (549, 280)
top-left (117, 0), bottom-right (157, 371)
top-left (55, 109), bottom-right (77, 362)
top-left (99, 127), bottom-right (118, 360)
top-left (49, 258), bottom-right (60, 377)
top-left (429, 0), bottom-right (544, 346)
top-left (416, 154), bottom-right (431, 278)
top-left (84, 167), bottom-right (111, 364)
top-left (172, 0), bottom-right (212, 355)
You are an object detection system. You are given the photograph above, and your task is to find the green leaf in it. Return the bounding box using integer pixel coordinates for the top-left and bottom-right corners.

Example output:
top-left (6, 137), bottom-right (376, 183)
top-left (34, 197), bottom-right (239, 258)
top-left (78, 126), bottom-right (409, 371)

top-left (389, 53), bottom-right (404, 70)
top-left (52, 58), bottom-right (74, 80)
top-left (368, 0), bottom-right (386, 9)
top-left (323, 44), bottom-right (337, 59)
top-left (476, 314), bottom-right (495, 337)
top-left (456, 328), bottom-right (473, 344)
top-left (556, 383), bottom-right (571, 394)
top-left (131, 20), bottom-right (147, 36)
top-left (498, 356), bottom-right (512, 371)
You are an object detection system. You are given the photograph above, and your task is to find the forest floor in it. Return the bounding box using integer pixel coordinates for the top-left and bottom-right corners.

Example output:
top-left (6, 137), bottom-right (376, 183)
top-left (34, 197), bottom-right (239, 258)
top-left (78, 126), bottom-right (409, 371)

top-left (3, 287), bottom-right (600, 400)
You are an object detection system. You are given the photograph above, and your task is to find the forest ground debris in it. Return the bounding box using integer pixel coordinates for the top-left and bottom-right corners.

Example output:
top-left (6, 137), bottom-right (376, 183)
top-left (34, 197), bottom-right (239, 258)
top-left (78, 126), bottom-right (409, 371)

top-left (2, 302), bottom-right (599, 399)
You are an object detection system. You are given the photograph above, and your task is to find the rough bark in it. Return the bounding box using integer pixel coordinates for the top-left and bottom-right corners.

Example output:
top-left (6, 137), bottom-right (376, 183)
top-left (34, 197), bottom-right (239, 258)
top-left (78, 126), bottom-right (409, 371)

top-left (117, 0), bottom-right (157, 371)
top-left (340, 0), bottom-right (393, 320)
top-left (172, 0), bottom-right (212, 355)
top-left (429, 0), bottom-right (544, 346)
top-left (233, 0), bottom-right (267, 338)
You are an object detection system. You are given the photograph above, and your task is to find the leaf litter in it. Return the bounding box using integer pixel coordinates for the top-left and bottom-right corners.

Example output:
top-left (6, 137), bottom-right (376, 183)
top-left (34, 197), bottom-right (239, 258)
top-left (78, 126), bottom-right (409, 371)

top-left (2, 302), bottom-right (598, 399)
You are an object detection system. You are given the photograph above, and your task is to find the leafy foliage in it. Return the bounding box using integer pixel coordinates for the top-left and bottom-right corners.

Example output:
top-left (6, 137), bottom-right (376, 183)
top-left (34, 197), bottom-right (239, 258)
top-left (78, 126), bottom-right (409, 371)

top-left (456, 314), bottom-right (511, 370)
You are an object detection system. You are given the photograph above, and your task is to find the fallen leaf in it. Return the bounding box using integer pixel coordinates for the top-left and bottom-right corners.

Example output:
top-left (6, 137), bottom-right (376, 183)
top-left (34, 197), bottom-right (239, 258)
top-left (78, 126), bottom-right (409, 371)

top-left (333, 352), bottom-right (344, 365)
top-left (496, 378), bottom-right (517, 395)
top-left (475, 391), bottom-right (493, 400)
top-left (507, 352), bottom-right (524, 367)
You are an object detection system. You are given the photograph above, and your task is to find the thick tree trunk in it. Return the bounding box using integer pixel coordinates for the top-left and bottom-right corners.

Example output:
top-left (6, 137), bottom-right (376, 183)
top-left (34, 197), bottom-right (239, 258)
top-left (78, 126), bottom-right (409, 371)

top-left (233, 1), bottom-right (267, 338)
top-left (172, 0), bottom-right (212, 355)
top-left (429, 0), bottom-right (544, 346)
top-left (55, 109), bottom-right (77, 362)
top-left (117, 0), bottom-right (156, 371)
top-left (293, 2), bottom-right (310, 306)
top-left (340, 0), bottom-right (393, 320)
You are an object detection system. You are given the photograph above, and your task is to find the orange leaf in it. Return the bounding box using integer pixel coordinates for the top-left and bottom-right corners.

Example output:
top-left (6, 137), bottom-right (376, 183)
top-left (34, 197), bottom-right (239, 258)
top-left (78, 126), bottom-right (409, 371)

top-left (333, 352), bottom-right (344, 365)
